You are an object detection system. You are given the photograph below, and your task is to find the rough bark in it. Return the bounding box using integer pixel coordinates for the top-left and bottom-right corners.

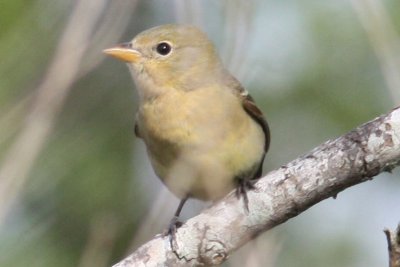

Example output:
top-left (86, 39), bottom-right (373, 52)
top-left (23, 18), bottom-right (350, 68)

top-left (114, 106), bottom-right (400, 267)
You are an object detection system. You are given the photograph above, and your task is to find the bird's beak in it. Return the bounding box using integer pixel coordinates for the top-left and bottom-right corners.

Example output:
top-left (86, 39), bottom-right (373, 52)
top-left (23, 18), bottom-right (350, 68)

top-left (103, 43), bottom-right (141, 63)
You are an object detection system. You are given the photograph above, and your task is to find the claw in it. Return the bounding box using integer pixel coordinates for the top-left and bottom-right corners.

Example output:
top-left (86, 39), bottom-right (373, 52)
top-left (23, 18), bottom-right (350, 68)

top-left (164, 215), bottom-right (182, 252)
top-left (164, 197), bottom-right (188, 253)
top-left (236, 179), bottom-right (256, 213)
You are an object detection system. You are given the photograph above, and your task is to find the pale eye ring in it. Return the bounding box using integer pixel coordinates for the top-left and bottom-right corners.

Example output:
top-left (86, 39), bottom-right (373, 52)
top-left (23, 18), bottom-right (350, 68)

top-left (156, 42), bottom-right (172, 56)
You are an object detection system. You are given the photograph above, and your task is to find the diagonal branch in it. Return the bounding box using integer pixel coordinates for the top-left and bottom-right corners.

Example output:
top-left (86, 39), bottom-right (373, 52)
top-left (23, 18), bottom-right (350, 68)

top-left (114, 106), bottom-right (400, 267)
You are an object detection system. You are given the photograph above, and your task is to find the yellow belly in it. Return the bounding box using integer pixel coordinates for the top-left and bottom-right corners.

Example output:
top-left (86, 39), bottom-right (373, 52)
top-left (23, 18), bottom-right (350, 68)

top-left (137, 86), bottom-right (265, 200)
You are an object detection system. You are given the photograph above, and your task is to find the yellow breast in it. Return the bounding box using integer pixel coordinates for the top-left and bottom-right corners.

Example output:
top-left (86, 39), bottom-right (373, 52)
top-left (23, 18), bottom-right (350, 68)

top-left (137, 85), bottom-right (265, 200)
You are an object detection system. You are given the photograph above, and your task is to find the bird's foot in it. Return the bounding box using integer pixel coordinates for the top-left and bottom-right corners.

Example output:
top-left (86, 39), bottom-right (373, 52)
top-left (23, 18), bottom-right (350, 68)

top-left (235, 179), bottom-right (256, 213)
top-left (163, 215), bottom-right (183, 252)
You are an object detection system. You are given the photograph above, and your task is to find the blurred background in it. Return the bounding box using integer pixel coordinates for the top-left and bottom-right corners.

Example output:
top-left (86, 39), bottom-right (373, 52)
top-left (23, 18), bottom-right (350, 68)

top-left (0, 0), bottom-right (399, 266)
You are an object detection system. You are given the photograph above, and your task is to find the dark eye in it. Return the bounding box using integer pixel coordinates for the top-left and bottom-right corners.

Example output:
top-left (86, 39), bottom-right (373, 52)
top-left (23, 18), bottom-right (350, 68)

top-left (156, 42), bottom-right (172, 56)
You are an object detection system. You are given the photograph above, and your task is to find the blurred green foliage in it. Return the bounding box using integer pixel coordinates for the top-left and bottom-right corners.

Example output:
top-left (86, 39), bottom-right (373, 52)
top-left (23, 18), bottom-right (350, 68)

top-left (0, 1), bottom-right (399, 267)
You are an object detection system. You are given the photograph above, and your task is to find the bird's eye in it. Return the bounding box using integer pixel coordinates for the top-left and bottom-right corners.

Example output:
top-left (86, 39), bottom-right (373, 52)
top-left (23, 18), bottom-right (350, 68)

top-left (156, 42), bottom-right (172, 56)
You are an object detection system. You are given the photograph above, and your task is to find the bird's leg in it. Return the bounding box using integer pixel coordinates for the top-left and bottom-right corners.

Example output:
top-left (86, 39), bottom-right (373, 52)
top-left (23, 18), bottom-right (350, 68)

top-left (165, 196), bottom-right (188, 252)
top-left (236, 178), bottom-right (256, 213)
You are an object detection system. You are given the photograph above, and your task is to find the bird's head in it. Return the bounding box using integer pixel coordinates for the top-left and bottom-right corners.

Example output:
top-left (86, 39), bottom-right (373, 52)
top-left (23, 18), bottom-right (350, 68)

top-left (104, 24), bottom-right (224, 97)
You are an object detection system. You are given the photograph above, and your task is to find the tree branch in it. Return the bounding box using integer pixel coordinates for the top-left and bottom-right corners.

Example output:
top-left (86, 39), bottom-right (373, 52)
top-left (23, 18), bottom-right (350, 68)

top-left (114, 106), bottom-right (400, 267)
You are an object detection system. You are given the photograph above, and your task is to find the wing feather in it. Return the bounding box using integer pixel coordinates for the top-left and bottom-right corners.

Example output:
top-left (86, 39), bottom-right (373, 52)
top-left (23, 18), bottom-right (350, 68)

top-left (224, 73), bottom-right (270, 179)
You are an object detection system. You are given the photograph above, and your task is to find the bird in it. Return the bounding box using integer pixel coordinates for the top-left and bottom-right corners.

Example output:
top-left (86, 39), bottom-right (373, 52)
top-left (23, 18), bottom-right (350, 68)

top-left (103, 24), bottom-right (270, 248)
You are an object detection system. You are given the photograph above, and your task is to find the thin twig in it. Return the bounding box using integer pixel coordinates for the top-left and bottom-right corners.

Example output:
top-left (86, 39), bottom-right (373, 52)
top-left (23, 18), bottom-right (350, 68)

top-left (384, 224), bottom-right (400, 267)
top-left (0, 0), bottom-right (107, 226)
top-left (351, 0), bottom-right (400, 104)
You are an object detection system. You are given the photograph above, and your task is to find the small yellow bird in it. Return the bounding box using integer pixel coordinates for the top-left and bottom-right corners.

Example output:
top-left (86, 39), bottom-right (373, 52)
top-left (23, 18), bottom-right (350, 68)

top-left (104, 24), bottom-right (270, 239)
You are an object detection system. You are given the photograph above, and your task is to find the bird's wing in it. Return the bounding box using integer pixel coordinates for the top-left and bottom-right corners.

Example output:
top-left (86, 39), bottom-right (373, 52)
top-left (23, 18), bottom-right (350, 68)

top-left (240, 92), bottom-right (270, 153)
top-left (225, 74), bottom-right (270, 179)
top-left (241, 92), bottom-right (270, 179)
